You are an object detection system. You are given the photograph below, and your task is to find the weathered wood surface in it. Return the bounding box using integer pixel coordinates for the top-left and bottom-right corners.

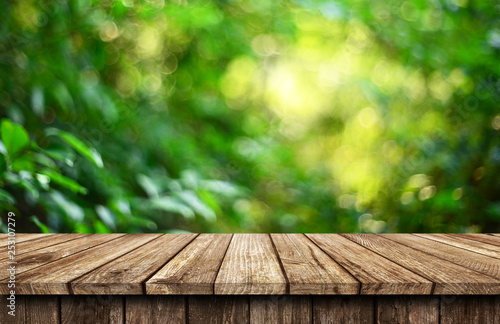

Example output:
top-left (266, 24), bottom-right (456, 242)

top-left (214, 234), bottom-right (287, 294)
top-left (1, 234), bottom-right (500, 295)
top-left (313, 296), bottom-right (374, 324)
top-left (307, 234), bottom-right (432, 294)
top-left (415, 233), bottom-right (500, 259)
top-left (376, 296), bottom-right (439, 324)
top-left (0, 233), bottom-right (87, 259)
top-left (1, 234), bottom-right (122, 278)
top-left (74, 234), bottom-right (197, 295)
top-left (61, 295), bottom-right (123, 324)
top-left (382, 234), bottom-right (500, 281)
top-left (189, 296), bottom-right (249, 324)
top-left (440, 295), bottom-right (500, 324)
top-left (0, 233), bottom-right (55, 247)
top-left (271, 234), bottom-right (359, 294)
top-left (0, 234), bottom-right (156, 294)
top-left (343, 234), bottom-right (500, 295)
top-left (453, 233), bottom-right (500, 247)
top-left (147, 234), bottom-right (230, 294)
top-left (1, 295), bottom-right (499, 323)
top-left (250, 296), bottom-right (311, 323)
top-left (126, 296), bottom-right (185, 324)
top-left (0, 296), bottom-right (59, 324)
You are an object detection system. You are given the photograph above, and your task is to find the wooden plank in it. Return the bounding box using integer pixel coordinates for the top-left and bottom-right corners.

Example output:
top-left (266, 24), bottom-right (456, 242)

top-left (0, 234), bottom-right (159, 294)
top-left (61, 295), bottom-right (123, 324)
top-left (452, 234), bottom-right (500, 247)
top-left (250, 296), bottom-right (311, 323)
top-left (147, 234), bottom-right (231, 295)
top-left (188, 296), bottom-right (249, 324)
top-left (73, 234), bottom-right (197, 294)
top-left (0, 234), bottom-right (123, 278)
top-left (214, 234), bottom-right (287, 294)
top-left (415, 234), bottom-right (500, 259)
top-left (440, 295), bottom-right (500, 324)
top-left (0, 234), bottom-right (55, 247)
top-left (307, 234), bottom-right (432, 295)
top-left (343, 234), bottom-right (500, 294)
top-left (271, 234), bottom-right (359, 294)
top-left (313, 296), bottom-right (374, 324)
top-left (0, 296), bottom-right (59, 324)
top-left (377, 296), bottom-right (439, 324)
top-left (0, 234), bottom-right (88, 260)
top-left (0, 294), bottom-right (21, 324)
top-left (382, 234), bottom-right (500, 281)
top-left (23, 296), bottom-right (60, 324)
top-left (126, 296), bottom-right (185, 324)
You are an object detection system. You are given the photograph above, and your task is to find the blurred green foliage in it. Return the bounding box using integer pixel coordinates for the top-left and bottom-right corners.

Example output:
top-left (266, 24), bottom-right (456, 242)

top-left (1, 0), bottom-right (500, 233)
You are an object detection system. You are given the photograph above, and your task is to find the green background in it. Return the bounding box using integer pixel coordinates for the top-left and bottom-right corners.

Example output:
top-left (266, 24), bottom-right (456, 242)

top-left (1, 0), bottom-right (499, 234)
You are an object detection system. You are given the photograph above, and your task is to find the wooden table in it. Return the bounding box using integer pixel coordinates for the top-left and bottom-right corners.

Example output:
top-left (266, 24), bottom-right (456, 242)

top-left (1, 233), bottom-right (500, 323)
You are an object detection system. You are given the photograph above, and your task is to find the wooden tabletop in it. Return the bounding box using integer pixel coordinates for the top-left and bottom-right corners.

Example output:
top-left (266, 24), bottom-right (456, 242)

top-left (1, 233), bottom-right (500, 295)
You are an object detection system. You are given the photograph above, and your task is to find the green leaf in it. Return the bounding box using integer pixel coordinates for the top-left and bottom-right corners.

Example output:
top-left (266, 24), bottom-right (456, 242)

top-left (1, 119), bottom-right (30, 158)
top-left (42, 145), bottom-right (75, 167)
top-left (36, 173), bottom-right (51, 191)
top-left (4, 171), bottom-right (19, 184)
top-left (33, 152), bottom-right (58, 170)
top-left (0, 153), bottom-right (6, 175)
top-left (96, 205), bottom-right (116, 230)
top-left (30, 216), bottom-right (52, 233)
top-left (18, 178), bottom-right (39, 200)
top-left (128, 216), bottom-right (157, 231)
top-left (45, 128), bottom-right (103, 168)
top-left (75, 223), bottom-right (93, 233)
top-left (176, 190), bottom-right (216, 222)
top-left (50, 190), bottom-right (85, 221)
top-left (31, 86), bottom-right (45, 116)
top-left (150, 196), bottom-right (195, 219)
top-left (0, 189), bottom-right (15, 204)
top-left (11, 155), bottom-right (35, 173)
top-left (94, 220), bottom-right (112, 233)
top-left (136, 174), bottom-right (160, 198)
top-left (200, 180), bottom-right (243, 197)
top-left (40, 169), bottom-right (88, 194)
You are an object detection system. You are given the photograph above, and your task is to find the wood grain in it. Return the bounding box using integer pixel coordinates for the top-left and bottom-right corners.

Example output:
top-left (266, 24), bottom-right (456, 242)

top-left (313, 296), bottom-right (374, 324)
top-left (452, 233), bottom-right (500, 247)
top-left (440, 295), bottom-right (500, 324)
top-left (189, 296), bottom-right (249, 324)
top-left (377, 296), bottom-right (439, 324)
top-left (147, 234), bottom-right (231, 294)
top-left (73, 234), bottom-right (197, 294)
top-left (0, 234), bottom-right (54, 247)
top-left (250, 296), bottom-right (311, 324)
top-left (215, 234), bottom-right (287, 294)
top-left (0, 296), bottom-right (59, 324)
top-left (61, 295), bottom-right (123, 324)
top-left (416, 234), bottom-right (500, 259)
top-left (271, 234), bottom-right (359, 294)
top-left (0, 234), bottom-right (87, 259)
top-left (2, 234), bottom-right (500, 296)
top-left (1, 234), bottom-right (123, 280)
top-left (343, 234), bottom-right (500, 294)
top-left (382, 234), bottom-right (500, 281)
top-left (126, 296), bottom-right (185, 324)
top-left (0, 234), bottom-right (159, 294)
top-left (307, 234), bottom-right (432, 294)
